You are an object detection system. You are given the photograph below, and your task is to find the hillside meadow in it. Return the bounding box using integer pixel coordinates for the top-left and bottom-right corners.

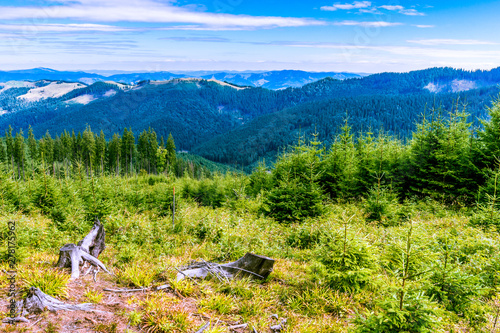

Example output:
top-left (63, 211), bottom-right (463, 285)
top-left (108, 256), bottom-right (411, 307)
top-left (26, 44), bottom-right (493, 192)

top-left (1, 171), bottom-right (500, 332)
top-left (2, 99), bottom-right (500, 332)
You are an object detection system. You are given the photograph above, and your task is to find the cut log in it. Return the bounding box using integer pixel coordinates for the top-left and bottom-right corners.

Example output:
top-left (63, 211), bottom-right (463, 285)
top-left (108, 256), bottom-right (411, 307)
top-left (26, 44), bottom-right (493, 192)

top-left (56, 218), bottom-right (111, 279)
top-left (177, 253), bottom-right (274, 282)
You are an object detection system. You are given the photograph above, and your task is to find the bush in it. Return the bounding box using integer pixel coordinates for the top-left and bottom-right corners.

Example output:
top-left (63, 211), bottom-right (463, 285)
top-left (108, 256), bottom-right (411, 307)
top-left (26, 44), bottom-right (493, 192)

top-left (364, 185), bottom-right (400, 226)
top-left (314, 231), bottom-right (375, 292)
top-left (261, 177), bottom-right (324, 224)
top-left (355, 291), bottom-right (442, 333)
top-left (287, 222), bottom-right (323, 249)
top-left (32, 177), bottom-right (61, 215)
top-left (182, 178), bottom-right (226, 208)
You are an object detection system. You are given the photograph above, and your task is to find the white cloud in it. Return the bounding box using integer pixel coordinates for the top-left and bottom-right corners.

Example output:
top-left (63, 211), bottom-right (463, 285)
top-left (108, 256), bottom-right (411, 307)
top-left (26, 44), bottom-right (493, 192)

top-left (0, 0), bottom-right (325, 30)
top-left (0, 23), bottom-right (127, 32)
top-left (379, 5), bottom-right (403, 11)
top-left (321, 1), bottom-right (371, 11)
top-left (413, 25), bottom-right (435, 28)
top-left (333, 20), bottom-right (402, 27)
top-left (407, 39), bottom-right (497, 46)
top-left (379, 5), bottom-right (424, 16)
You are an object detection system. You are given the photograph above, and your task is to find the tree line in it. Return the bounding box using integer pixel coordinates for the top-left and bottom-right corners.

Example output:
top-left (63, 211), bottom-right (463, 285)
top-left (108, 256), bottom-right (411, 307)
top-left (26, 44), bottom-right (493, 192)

top-left (0, 126), bottom-right (183, 179)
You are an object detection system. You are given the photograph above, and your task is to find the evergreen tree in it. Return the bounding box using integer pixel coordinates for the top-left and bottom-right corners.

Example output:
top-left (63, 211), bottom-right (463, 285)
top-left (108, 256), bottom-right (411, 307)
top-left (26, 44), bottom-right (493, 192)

top-left (13, 129), bottom-right (25, 180)
top-left (5, 125), bottom-right (14, 172)
top-left (148, 128), bottom-right (158, 174)
top-left (108, 133), bottom-right (121, 175)
top-left (166, 133), bottom-right (176, 171)
top-left (82, 126), bottom-right (96, 176)
top-left (0, 138), bottom-right (5, 163)
top-left (95, 130), bottom-right (106, 175)
top-left (39, 131), bottom-right (54, 174)
top-left (27, 126), bottom-right (38, 165)
top-left (478, 97), bottom-right (500, 170)
top-left (407, 109), bottom-right (476, 203)
top-left (321, 122), bottom-right (358, 199)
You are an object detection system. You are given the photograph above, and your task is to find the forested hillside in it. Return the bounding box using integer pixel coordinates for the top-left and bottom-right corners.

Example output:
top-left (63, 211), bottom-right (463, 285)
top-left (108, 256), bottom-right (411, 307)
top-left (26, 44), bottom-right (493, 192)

top-left (1, 67), bottom-right (500, 169)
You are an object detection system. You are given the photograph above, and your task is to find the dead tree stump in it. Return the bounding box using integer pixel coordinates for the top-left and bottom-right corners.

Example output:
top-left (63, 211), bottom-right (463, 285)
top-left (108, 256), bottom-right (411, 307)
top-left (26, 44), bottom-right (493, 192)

top-left (177, 252), bottom-right (275, 282)
top-left (221, 253), bottom-right (275, 279)
top-left (56, 218), bottom-right (111, 279)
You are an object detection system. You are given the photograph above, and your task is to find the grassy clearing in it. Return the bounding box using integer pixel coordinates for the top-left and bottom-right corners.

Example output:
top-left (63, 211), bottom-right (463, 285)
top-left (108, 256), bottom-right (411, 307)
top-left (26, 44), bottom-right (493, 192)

top-left (1, 172), bottom-right (500, 332)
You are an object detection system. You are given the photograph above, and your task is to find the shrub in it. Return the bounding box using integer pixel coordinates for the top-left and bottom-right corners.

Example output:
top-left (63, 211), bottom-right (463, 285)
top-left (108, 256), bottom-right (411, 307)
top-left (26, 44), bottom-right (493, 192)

top-left (355, 291), bottom-right (442, 333)
top-left (364, 185), bottom-right (400, 226)
top-left (315, 230), bottom-right (375, 292)
top-left (261, 176), bottom-right (324, 224)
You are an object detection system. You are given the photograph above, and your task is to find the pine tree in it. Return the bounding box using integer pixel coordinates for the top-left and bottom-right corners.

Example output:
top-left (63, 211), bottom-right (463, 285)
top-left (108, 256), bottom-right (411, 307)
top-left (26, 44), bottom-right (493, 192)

top-left (166, 133), bottom-right (176, 171)
top-left (0, 138), bottom-right (5, 164)
top-left (321, 121), bottom-right (358, 199)
top-left (478, 96), bottom-right (500, 170)
top-left (14, 129), bottom-right (25, 180)
top-left (407, 108), bottom-right (476, 203)
top-left (148, 129), bottom-right (158, 174)
top-left (82, 126), bottom-right (96, 177)
top-left (39, 131), bottom-right (54, 175)
top-left (95, 130), bottom-right (106, 175)
top-left (5, 125), bottom-right (14, 174)
top-left (27, 126), bottom-right (38, 165)
top-left (108, 133), bottom-right (121, 176)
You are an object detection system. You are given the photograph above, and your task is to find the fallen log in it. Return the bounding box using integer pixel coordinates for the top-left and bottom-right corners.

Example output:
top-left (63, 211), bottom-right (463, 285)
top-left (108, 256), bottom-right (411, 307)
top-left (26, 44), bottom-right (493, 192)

top-left (177, 253), bottom-right (274, 282)
top-left (56, 218), bottom-right (111, 279)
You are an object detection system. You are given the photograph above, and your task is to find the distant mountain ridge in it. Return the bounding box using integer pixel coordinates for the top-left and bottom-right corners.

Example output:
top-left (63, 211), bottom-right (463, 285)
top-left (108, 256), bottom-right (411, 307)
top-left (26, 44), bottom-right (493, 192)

top-left (0, 68), bottom-right (364, 89)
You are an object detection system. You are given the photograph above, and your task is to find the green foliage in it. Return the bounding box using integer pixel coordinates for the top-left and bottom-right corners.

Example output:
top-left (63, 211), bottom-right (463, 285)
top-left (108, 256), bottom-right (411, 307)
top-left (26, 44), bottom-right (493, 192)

top-left (470, 162), bottom-right (500, 229)
top-left (21, 267), bottom-right (70, 298)
top-left (261, 139), bottom-right (325, 223)
top-left (32, 176), bottom-right (61, 216)
top-left (364, 184), bottom-right (400, 226)
top-left (287, 222), bottom-right (323, 249)
top-left (314, 220), bottom-right (375, 292)
top-left (407, 109), bottom-right (478, 203)
top-left (355, 291), bottom-right (441, 333)
top-left (182, 177), bottom-right (226, 208)
top-left (261, 175), bottom-right (324, 223)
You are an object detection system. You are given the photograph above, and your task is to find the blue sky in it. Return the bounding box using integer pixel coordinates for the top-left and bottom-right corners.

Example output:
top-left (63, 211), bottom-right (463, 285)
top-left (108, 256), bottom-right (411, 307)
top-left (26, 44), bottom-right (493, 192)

top-left (0, 0), bottom-right (498, 73)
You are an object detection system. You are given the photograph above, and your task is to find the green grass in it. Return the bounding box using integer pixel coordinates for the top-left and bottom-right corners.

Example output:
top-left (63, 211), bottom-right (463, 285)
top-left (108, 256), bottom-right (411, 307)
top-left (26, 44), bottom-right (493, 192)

top-left (1, 171), bottom-right (500, 332)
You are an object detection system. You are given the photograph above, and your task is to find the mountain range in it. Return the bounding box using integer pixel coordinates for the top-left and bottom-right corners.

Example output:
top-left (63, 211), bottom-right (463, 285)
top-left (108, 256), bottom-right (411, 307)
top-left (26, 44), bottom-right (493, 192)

top-left (0, 68), bottom-right (363, 90)
top-left (1, 66), bottom-right (499, 171)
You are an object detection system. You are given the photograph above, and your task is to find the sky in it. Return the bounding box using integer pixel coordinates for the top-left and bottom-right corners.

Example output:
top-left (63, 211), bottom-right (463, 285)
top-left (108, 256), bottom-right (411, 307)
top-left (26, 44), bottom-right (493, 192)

top-left (0, 0), bottom-right (499, 73)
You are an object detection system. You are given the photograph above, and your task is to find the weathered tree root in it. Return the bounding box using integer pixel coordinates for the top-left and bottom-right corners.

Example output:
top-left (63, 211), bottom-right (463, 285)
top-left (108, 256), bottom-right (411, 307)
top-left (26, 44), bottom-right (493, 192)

top-left (4, 287), bottom-right (98, 323)
top-left (56, 218), bottom-right (112, 279)
top-left (177, 253), bottom-right (275, 282)
top-left (23, 287), bottom-right (95, 314)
